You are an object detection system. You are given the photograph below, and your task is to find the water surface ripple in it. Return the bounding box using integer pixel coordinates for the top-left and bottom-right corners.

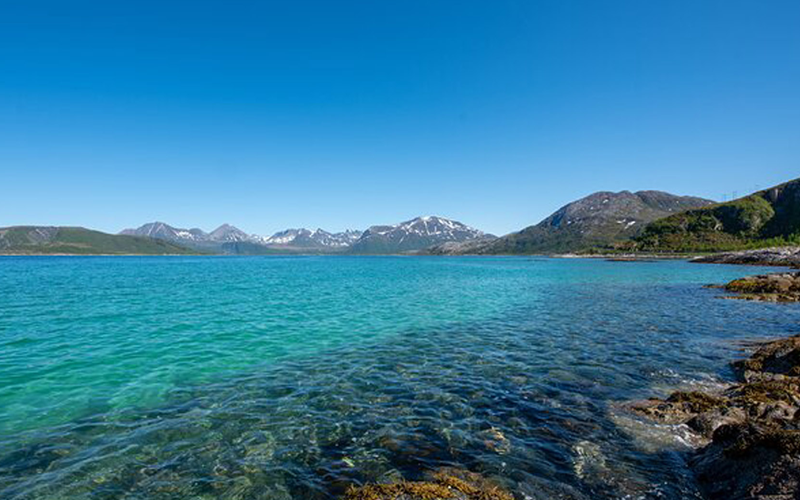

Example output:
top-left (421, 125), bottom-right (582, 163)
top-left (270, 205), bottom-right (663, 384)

top-left (1, 256), bottom-right (798, 499)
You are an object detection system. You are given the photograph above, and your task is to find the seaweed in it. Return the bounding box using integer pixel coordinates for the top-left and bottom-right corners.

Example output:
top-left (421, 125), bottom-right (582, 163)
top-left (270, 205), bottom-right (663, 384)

top-left (343, 469), bottom-right (513, 500)
top-left (666, 391), bottom-right (726, 413)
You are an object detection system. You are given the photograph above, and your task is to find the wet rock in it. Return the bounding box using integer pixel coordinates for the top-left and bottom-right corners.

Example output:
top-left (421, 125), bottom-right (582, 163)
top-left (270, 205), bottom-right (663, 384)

top-left (631, 391), bottom-right (727, 431)
top-left (692, 423), bottom-right (800, 500)
top-left (733, 335), bottom-right (800, 381)
top-left (630, 334), bottom-right (800, 499)
top-left (686, 406), bottom-right (747, 437)
top-left (721, 272), bottom-right (800, 302)
top-left (342, 468), bottom-right (513, 500)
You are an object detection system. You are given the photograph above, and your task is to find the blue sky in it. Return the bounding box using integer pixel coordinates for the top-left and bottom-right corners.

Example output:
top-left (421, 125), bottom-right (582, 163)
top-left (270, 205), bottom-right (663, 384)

top-left (1, 1), bottom-right (798, 236)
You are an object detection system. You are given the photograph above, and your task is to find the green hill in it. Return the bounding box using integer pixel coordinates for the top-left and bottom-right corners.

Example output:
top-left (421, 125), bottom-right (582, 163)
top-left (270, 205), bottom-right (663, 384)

top-left (455, 190), bottom-right (713, 255)
top-left (632, 178), bottom-right (800, 252)
top-left (0, 226), bottom-right (200, 255)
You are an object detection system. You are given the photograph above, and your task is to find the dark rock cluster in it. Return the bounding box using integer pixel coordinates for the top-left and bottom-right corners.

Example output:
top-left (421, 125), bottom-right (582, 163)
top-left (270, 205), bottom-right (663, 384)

top-left (632, 335), bottom-right (800, 499)
top-left (693, 247), bottom-right (800, 268)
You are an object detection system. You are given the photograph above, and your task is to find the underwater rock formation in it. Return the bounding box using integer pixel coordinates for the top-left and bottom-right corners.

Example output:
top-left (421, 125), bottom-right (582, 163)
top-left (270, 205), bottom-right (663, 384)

top-left (342, 468), bottom-right (513, 500)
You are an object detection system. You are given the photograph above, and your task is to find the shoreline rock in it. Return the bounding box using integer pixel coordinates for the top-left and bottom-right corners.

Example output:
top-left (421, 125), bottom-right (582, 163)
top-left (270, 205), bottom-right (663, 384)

top-left (630, 335), bottom-right (800, 499)
top-left (721, 272), bottom-right (800, 302)
top-left (692, 247), bottom-right (800, 268)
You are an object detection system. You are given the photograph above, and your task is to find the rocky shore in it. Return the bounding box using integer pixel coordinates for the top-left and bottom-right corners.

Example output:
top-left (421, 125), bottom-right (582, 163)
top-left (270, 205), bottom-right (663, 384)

top-left (693, 247), bottom-right (800, 268)
top-left (632, 335), bottom-right (800, 499)
top-left (713, 272), bottom-right (800, 302)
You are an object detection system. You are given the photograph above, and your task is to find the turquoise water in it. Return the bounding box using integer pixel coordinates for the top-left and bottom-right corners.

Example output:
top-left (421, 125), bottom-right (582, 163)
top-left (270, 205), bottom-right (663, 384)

top-left (1, 256), bottom-right (798, 499)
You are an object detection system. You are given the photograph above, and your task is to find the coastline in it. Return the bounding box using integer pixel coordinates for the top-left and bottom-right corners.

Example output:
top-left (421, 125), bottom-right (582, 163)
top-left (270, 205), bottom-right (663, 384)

top-left (625, 263), bottom-right (800, 499)
top-left (630, 333), bottom-right (800, 499)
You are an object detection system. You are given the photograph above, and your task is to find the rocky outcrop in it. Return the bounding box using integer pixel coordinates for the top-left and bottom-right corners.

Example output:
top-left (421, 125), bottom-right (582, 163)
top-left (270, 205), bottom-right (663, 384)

top-left (342, 468), bottom-right (513, 500)
top-left (631, 335), bottom-right (800, 499)
top-left (693, 247), bottom-right (800, 267)
top-left (733, 336), bottom-right (800, 381)
top-left (721, 272), bottom-right (800, 302)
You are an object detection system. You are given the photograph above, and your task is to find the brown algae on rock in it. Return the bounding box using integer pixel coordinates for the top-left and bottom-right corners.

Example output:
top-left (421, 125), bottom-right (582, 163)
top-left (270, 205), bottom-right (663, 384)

top-left (721, 272), bottom-right (800, 302)
top-left (733, 334), bottom-right (800, 380)
top-left (666, 391), bottom-right (727, 413)
top-left (630, 333), bottom-right (800, 499)
top-left (342, 468), bottom-right (513, 500)
top-left (717, 423), bottom-right (800, 458)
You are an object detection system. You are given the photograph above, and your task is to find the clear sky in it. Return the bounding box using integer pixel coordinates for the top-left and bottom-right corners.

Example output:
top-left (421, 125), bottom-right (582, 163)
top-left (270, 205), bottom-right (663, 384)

top-left (1, 1), bottom-right (798, 236)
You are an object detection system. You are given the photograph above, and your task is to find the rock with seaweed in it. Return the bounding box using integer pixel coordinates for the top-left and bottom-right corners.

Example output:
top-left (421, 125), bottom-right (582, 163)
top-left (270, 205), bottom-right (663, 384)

top-left (342, 468), bottom-right (513, 500)
top-left (720, 272), bottom-right (800, 303)
top-left (733, 335), bottom-right (800, 381)
top-left (630, 335), bottom-right (800, 499)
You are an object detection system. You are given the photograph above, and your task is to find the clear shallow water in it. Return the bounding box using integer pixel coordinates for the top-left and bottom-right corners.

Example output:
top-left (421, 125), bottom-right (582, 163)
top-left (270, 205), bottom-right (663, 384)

top-left (1, 256), bottom-right (798, 499)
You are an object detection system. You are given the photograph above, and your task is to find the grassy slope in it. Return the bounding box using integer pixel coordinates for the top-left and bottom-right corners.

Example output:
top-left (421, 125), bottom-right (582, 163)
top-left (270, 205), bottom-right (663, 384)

top-left (0, 227), bottom-right (200, 255)
top-left (484, 225), bottom-right (619, 254)
top-left (632, 178), bottom-right (800, 252)
top-left (481, 192), bottom-right (713, 255)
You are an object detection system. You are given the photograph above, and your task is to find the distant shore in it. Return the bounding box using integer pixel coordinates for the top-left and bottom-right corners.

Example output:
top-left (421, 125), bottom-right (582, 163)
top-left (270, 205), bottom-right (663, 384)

top-left (3, 245), bottom-right (799, 266)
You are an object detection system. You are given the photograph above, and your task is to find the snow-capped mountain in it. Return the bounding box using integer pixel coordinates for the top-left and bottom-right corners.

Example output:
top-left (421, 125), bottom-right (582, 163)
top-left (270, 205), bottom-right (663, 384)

top-left (349, 216), bottom-right (487, 254)
top-left (121, 222), bottom-right (364, 253)
top-left (120, 222), bottom-right (258, 251)
top-left (120, 222), bottom-right (211, 242)
top-left (208, 224), bottom-right (251, 242)
top-left (122, 217), bottom-right (488, 254)
top-left (260, 228), bottom-right (362, 248)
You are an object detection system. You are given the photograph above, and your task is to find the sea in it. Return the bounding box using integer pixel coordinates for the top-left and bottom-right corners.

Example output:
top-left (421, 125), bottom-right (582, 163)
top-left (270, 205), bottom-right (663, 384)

top-left (1, 256), bottom-right (798, 499)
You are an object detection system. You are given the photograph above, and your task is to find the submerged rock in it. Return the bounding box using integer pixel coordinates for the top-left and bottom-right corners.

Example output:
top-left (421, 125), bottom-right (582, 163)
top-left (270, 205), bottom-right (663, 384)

top-left (632, 391), bottom-right (729, 433)
top-left (631, 335), bottom-right (800, 499)
top-left (342, 468), bottom-right (513, 500)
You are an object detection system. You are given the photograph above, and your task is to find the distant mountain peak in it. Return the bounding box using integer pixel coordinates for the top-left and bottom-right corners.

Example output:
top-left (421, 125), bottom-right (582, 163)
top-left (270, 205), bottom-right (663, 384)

top-left (351, 215), bottom-right (486, 254)
top-left (208, 224), bottom-right (250, 242)
top-left (261, 227), bottom-right (363, 248)
top-left (120, 222), bottom-right (210, 242)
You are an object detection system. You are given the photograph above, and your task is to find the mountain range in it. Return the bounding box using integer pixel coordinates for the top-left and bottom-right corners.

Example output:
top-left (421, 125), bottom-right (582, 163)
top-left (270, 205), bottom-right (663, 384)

top-left (118, 216), bottom-right (486, 255)
top-left (4, 177), bottom-right (798, 256)
top-left (120, 222), bottom-right (361, 253)
top-left (349, 216), bottom-right (489, 254)
top-left (260, 228), bottom-right (363, 249)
